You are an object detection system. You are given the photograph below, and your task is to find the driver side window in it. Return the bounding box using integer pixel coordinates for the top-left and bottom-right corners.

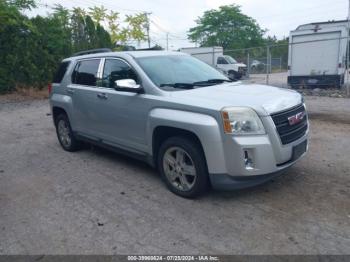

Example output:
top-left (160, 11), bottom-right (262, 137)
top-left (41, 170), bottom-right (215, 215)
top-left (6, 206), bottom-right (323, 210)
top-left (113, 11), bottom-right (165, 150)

top-left (100, 59), bottom-right (138, 88)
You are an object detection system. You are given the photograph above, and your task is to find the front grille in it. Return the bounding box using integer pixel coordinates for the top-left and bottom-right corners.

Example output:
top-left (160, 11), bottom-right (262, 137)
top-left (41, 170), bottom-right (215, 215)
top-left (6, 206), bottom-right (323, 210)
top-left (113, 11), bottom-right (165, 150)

top-left (271, 104), bottom-right (308, 145)
top-left (239, 67), bottom-right (247, 75)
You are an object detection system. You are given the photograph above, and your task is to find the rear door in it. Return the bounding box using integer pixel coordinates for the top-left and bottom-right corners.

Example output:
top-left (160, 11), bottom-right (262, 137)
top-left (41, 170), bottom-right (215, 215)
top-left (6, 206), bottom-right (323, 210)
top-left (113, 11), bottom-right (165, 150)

top-left (291, 31), bottom-right (340, 76)
top-left (67, 58), bottom-right (103, 138)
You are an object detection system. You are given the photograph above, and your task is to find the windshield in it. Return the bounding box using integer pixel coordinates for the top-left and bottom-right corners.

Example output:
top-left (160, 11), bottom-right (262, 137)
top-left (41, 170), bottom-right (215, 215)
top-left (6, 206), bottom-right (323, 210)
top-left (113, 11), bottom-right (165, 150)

top-left (136, 55), bottom-right (229, 90)
top-left (224, 56), bottom-right (237, 64)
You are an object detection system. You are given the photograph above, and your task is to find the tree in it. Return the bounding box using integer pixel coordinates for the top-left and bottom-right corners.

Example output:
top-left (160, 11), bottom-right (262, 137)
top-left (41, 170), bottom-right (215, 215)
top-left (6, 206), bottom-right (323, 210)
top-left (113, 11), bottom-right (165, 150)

top-left (96, 24), bottom-right (112, 48)
top-left (5, 0), bottom-right (36, 10)
top-left (88, 5), bottom-right (107, 25)
top-left (266, 36), bottom-right (289, 68)
top-left (105, 11), bottom-right (148, 45)
top-left (0, 0), bottom-right (39, 91)
top-left (0, 1), bottom-right (149, 92)
top-left (188, 4), bottom-right (265, 50)
top-left (106, 10), bottom-right (120, 44)
top-left (124, 13), bottom-right (148, 43)
top-left (85, 15), bottom-right (97, 48)
top-left (71, 8), bottom-right (87, 52)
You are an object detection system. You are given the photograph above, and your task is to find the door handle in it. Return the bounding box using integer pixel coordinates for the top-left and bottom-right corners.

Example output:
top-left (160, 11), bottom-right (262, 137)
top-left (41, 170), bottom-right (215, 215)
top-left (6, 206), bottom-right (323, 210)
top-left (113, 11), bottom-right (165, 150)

top-left (97, 93), bottom-right (108, 99)
top-left (67, 88), bottom-right (75, 94)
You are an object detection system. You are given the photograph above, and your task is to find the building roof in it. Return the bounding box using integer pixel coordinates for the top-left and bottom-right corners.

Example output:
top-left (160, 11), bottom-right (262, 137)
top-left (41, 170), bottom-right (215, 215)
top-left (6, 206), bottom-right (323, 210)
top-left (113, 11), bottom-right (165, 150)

top-left (296, 19), bottom-right (348, 30)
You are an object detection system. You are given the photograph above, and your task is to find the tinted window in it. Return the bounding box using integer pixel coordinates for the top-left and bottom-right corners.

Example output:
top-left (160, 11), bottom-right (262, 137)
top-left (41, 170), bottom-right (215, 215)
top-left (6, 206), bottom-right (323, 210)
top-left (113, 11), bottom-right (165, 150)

top-left (217, 57), bottom-right (228, 65)
top-left (53, 61), bottom-right (70, 83)
top-left (72, 59), bottom-right (100, 86)
top-left (101, 59), bottom-right (138, 88)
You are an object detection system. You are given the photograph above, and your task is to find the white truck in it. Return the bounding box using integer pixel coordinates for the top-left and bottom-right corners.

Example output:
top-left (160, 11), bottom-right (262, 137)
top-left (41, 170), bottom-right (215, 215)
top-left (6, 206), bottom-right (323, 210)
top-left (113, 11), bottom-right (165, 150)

top-left (180, 47), bottom-right (247, 80)
top-left (288, 20), bottom-right (349, 88)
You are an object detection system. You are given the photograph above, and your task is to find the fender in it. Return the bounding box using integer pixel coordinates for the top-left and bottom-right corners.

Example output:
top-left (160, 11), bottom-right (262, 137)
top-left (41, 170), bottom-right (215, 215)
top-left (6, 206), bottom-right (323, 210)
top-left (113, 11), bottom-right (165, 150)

top-left (147, 108), bottom-right (227, 174)
top-left (50, 93), bottom-right (75, 128)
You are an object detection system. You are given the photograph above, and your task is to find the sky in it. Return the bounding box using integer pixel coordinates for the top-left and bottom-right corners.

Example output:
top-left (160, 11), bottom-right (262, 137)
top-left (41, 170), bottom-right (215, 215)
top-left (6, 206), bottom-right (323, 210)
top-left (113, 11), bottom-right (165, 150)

top-left (27, 0), bottom-right (348, 50)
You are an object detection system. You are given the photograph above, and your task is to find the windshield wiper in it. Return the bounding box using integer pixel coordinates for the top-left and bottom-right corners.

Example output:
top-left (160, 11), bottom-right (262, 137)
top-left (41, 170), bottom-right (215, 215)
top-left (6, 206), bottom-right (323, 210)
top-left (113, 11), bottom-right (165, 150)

top-left (159, 79), bottom-right (232, 89)
top-left (159, 83), bottom-right (194, 89)
top-left (193, 79), bottom-right (233, 86)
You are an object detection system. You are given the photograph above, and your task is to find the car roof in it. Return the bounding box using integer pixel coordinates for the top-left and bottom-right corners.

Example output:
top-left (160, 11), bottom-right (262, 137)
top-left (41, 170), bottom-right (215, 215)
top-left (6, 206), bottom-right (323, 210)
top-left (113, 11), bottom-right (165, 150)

top-left (63, 50), bottom-right (186, 62)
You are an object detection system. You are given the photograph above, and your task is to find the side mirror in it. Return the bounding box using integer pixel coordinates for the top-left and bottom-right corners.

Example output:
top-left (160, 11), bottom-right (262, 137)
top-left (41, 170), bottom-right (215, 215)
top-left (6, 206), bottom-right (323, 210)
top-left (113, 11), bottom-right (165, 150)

top-left (114, 79), bottom-right (143, 93)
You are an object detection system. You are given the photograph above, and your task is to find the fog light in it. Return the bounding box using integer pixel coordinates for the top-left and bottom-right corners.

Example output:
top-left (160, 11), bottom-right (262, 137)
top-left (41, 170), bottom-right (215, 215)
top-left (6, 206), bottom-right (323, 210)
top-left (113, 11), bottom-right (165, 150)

top-left (244, 149), bottom-right (254, 170)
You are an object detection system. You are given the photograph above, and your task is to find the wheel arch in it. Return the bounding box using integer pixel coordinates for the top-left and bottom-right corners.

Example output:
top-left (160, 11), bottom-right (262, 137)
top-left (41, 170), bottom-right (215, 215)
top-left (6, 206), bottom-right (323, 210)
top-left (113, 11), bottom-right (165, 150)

top-left (152, 126), bottom-right (206, 168)
top-left (52, 107), bottom-right (68, 126)
top-left (147, 108), bottom-right (227, 174)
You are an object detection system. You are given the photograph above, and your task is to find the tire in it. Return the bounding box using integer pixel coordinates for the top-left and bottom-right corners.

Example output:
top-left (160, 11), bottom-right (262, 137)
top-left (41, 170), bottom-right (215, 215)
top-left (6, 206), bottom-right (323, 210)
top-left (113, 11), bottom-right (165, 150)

top-left (157, 136), bottom-right (209, 198)
top-left (55, 114), bottom-right (81, 152)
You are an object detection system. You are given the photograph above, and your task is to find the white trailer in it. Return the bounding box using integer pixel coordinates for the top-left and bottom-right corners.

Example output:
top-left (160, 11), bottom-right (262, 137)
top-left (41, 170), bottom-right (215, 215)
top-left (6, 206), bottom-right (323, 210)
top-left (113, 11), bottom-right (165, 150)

top-left (179, 47), bottom-right (247, 80)
top-left (288, 20), bottom-right (349, 88)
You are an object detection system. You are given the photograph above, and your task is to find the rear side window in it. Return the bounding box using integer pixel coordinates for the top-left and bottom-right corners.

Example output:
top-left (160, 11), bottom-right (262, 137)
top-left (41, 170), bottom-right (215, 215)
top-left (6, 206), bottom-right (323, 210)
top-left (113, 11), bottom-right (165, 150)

top-left (53, 61), bottom-right (70, 83)
top-left (72, 59), bottom-right (101, 86)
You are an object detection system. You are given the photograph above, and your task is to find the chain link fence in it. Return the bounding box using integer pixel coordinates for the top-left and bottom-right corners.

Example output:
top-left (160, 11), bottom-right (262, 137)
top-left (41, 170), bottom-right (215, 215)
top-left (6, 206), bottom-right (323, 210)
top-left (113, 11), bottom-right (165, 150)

top-left (224, 45), bottom-right (289, 88)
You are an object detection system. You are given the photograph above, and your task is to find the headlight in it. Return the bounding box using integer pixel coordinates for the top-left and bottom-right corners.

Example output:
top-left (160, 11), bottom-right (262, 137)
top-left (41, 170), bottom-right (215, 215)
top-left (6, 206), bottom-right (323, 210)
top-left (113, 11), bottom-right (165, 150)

top-left (221, 107), bottom-right (265, 135)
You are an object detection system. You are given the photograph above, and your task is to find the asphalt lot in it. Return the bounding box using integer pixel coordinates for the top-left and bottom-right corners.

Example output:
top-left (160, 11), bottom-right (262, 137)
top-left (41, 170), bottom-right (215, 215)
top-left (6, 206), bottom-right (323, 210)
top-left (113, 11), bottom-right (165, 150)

top-left (0, 96), bottom-right (349, 255)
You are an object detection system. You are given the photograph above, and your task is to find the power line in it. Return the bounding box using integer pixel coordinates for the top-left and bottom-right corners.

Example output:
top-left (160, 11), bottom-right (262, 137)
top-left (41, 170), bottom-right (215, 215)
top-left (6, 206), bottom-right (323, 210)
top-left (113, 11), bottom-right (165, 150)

top-left (39, 0), bottom-right (150, 14)
top-left (150, 19), bottom-right (188, 40)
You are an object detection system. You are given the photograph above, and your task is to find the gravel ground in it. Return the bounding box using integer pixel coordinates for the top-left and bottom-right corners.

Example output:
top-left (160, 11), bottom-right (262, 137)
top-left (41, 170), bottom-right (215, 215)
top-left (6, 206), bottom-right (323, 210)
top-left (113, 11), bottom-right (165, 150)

top-left (0, 96), bottom-right (349, 255)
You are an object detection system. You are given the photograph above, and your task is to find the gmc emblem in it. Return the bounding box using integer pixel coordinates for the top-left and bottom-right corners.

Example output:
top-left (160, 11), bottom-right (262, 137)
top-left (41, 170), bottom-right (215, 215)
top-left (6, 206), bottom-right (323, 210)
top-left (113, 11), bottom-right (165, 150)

top-left (288, 112), bottom-right (306, 126)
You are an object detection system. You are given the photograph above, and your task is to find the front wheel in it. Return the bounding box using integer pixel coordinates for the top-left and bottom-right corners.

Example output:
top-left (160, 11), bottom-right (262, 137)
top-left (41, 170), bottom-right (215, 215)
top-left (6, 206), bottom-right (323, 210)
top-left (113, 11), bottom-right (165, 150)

top-left (228, 71), bottom-right (241, 80)
top-left (157, 137), bottom-right (209, 198)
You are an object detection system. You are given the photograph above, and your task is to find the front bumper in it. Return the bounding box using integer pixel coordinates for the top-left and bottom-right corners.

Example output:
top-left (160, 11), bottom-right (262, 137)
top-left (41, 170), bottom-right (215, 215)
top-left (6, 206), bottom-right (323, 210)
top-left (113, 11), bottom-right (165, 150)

top-left (209, 144), bottom-right (306, 190)
top-left (209, 169), bottom-right (288, 190)
top-left (207, 116), bottom-right (308, 190)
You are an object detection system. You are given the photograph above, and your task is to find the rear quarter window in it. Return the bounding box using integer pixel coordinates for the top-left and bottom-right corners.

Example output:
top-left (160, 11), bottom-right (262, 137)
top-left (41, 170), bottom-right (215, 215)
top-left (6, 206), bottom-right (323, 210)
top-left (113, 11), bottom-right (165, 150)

top-left (53, 61), bottom-right (71, 83)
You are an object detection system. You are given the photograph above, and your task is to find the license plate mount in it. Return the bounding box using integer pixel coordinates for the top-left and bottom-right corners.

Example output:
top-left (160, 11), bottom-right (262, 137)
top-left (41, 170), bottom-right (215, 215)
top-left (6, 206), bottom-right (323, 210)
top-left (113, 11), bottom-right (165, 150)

top-left (292, 140), bottom-right (307, 162)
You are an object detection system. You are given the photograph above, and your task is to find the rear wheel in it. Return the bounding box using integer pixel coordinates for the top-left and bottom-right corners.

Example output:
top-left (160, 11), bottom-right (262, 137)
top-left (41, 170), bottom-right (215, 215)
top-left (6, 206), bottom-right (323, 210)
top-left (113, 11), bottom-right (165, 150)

top-left (55, 114), bottom-right (81, 152)
top-left (157, 136), bottom-right (209, 198)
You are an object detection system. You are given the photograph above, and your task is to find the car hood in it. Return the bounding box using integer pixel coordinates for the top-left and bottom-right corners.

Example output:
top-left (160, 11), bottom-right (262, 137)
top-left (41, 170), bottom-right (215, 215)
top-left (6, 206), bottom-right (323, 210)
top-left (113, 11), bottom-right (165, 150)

top-left (168, 83), bottom-right (302, 116)
top-left (235, 63), bottom-right (246, 68)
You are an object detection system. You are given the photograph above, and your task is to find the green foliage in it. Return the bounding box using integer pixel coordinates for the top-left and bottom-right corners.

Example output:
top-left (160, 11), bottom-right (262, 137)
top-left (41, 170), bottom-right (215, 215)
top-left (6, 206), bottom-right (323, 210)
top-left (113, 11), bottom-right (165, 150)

top-left (188, 4), bottom-right (266, 50)
top-left (88, 5), bottom-right (107, 25)
top-left (5, 0), bottom-right (36, 10)
top-left (0, 1), bottom-right (143, 93)
top-left (0, 0), bottom-right (150, 92)
top-left (124, 13), bottom-right (148, 42)
top-left (105, 11), bottom-right (148, 45)
top-left (268, 37), bottom-right (289, 68)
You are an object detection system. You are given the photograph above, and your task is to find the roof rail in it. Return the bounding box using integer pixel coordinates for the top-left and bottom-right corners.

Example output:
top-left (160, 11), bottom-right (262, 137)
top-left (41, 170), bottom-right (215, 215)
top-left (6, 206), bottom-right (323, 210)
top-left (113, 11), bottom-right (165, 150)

top-left (72, 48), bottom-right (112, 57)
top-left (136, 46), bottom-right (163, 51)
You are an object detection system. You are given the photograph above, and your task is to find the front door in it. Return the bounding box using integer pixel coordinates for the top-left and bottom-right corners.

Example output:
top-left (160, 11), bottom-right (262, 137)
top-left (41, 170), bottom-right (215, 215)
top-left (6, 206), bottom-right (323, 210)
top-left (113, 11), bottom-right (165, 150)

top-left (94, 58), bottom-right (150, 153)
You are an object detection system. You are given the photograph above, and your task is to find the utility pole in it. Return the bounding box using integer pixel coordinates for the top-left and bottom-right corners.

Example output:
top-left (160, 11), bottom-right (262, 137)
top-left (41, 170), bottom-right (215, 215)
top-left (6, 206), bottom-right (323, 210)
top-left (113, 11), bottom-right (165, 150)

top-left (166, 33), bottom-right (169, 51)
top-left (266, 46), bottom-right (270, 85)
top-left (144, 12), bottom-right (152, 48)
top-left (346, 0), bottom-right (350, 96)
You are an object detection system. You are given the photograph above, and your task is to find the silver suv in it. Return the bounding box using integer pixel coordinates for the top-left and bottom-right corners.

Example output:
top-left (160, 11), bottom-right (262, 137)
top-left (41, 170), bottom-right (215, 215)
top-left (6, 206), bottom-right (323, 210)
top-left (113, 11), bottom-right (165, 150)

top-left (50, 50), bottom-right (308, 198)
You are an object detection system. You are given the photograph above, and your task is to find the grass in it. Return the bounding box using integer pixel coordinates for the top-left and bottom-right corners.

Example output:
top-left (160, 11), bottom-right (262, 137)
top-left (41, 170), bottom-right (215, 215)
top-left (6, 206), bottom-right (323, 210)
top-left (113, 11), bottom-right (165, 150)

top-left (0, 87), bottom-right (49, 102)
